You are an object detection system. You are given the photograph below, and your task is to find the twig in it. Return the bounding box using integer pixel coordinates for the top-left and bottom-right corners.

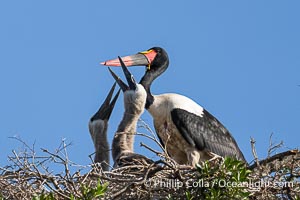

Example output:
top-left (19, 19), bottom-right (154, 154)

top-left (137, 119), bottom-right (166, 152)
top-left (140, 142), bottom-right (163, 156)
top-left (250, 137), bottom-right (260, 169)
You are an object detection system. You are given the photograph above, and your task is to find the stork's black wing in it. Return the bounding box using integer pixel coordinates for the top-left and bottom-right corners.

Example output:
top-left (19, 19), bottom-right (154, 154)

top-left (171, 108), bottom-right (246, 162)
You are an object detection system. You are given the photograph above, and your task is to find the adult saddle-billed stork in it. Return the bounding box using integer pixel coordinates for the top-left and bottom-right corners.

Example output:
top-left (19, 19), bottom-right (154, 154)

top-left (89, 82), bottom-right (120, 171)
top-left (102, 47), bottom-right (246, 166)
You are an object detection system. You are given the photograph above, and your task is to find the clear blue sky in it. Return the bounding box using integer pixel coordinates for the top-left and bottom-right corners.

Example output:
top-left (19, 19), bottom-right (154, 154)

top-left (1, 1), bottom-right (299, 168)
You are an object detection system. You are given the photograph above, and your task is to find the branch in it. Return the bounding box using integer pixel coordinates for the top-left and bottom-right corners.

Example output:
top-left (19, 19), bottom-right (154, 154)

top-left (248, 149), bottom-right (299, 170)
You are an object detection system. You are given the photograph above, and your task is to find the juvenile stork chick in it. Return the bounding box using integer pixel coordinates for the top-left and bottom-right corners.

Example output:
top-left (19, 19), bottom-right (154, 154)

top-left (88, 83), bottom-right (120, 171)
top-left (109, 57), bottom-right (150, 167)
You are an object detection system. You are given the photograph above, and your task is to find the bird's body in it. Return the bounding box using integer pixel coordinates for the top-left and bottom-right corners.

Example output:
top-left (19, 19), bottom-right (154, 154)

top-left (146, 93), bottom-right (206, 165)
top-left (102, 47), bottom-right (246, 166)
top-left (148, 92), bottom-right (245, 165)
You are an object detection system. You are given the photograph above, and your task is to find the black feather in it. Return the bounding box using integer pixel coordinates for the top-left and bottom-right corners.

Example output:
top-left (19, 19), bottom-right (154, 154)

top-left (171, 108), bottom-right (246, 162)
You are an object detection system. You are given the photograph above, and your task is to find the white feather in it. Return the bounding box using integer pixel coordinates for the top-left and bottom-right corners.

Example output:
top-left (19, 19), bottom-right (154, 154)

top-left (148, 93), bottom-right (204, 120)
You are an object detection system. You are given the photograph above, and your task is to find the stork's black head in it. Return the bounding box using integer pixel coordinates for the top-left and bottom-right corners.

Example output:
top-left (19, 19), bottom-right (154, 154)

top-left (144, 47), bottom-right (169, 76)
top-left (101, 46), bottom-right (169, 78)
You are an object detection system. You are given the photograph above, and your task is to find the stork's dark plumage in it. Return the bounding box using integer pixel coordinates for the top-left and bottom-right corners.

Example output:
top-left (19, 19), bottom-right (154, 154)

top-left (88, 83), bottom-right (120, 171)
top-left (102, 47), bottom-right (246, 166)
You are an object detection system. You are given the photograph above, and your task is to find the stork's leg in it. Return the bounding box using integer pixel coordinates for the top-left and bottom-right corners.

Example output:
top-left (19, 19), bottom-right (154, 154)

top-left (207, 152), bottom-right (223, 162)
top-left (187, 149), bottom-right (201, 167)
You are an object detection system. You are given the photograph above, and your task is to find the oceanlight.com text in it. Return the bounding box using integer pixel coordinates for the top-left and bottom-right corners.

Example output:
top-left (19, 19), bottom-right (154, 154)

top-left (144, 178), bottom-right (295, 191)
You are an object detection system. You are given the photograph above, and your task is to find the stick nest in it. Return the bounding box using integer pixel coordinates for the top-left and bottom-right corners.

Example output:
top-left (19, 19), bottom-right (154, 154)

top-left (1, 135), bottom-right (300, 200)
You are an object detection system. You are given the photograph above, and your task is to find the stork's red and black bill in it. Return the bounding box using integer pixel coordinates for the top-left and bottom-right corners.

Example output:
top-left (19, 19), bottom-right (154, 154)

top-left (101, 49), bottom-right (157, 67)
